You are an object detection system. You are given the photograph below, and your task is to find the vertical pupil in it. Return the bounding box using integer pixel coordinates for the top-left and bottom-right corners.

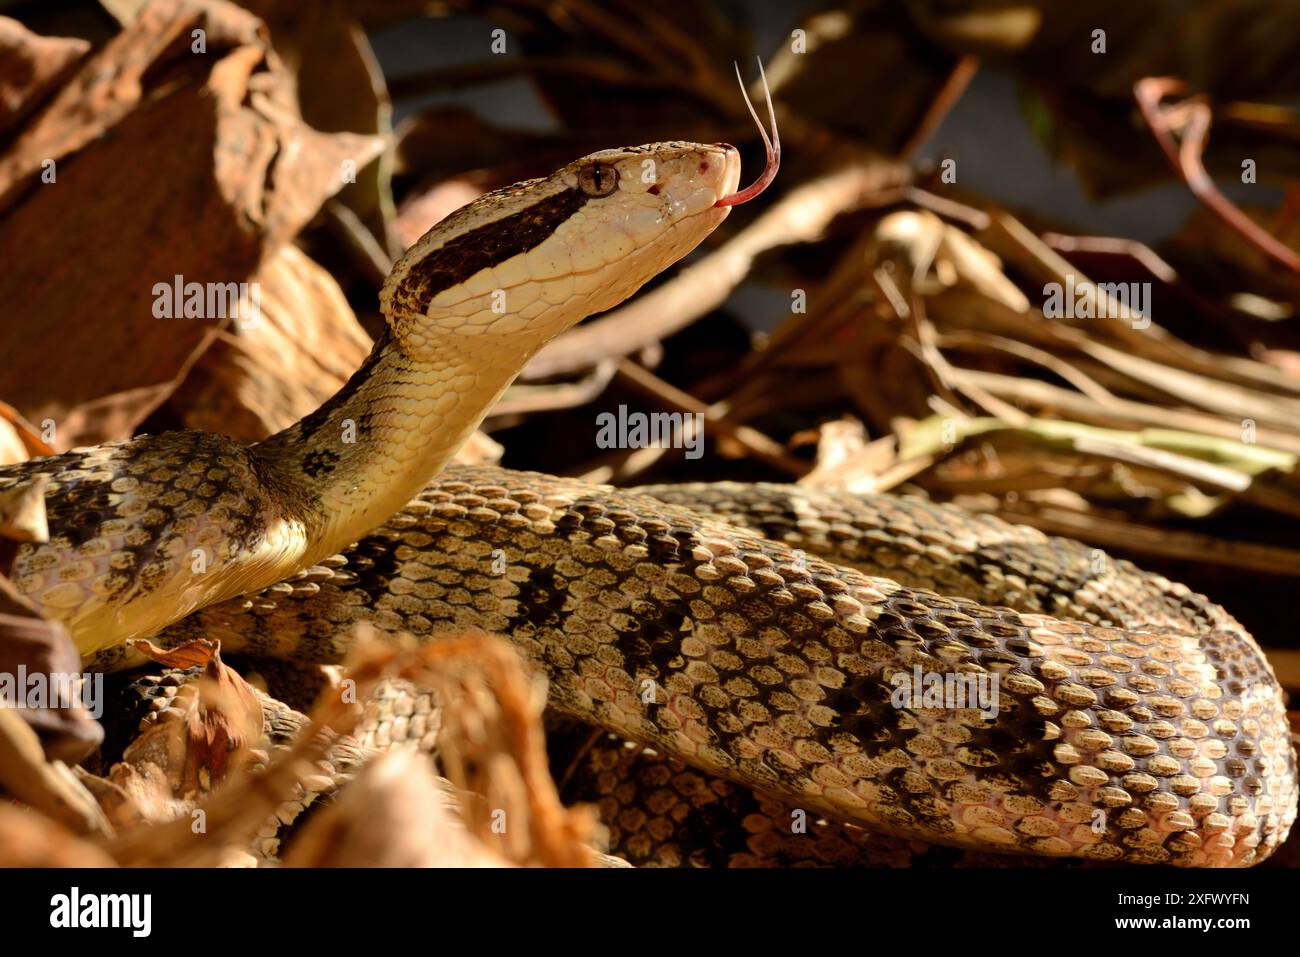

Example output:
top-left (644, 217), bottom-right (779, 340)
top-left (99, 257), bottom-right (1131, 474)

top-left (593, 167), bottom-right (603, 189)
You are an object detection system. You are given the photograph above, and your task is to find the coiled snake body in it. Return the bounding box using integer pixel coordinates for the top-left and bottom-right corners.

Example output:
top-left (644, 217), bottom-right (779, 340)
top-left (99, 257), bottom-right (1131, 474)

top-left (158, 465), bottom-right (1296, 866)
top-left (1, 135), bottom-right (1295, 866)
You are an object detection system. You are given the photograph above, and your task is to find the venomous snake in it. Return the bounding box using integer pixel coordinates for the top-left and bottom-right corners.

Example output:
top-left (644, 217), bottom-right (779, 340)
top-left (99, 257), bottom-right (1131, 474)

top-left (144, 464), bottom-right (1293, 866)
top-left (1, 100), bottom-right (1296, 864)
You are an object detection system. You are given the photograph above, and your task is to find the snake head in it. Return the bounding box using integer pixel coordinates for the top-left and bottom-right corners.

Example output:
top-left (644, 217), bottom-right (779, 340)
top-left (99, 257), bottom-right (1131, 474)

top-left (380, 141), bottom-right (740, 357)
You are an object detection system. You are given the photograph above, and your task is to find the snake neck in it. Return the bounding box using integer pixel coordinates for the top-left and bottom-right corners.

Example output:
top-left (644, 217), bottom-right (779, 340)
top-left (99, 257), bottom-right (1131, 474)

top-left (251, 324), bottom-right (531, 564)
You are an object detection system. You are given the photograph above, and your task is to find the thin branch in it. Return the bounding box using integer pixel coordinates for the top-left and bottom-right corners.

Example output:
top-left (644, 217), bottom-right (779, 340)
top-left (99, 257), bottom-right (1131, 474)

top-left (1134, 76), bottom-right (1300, 276)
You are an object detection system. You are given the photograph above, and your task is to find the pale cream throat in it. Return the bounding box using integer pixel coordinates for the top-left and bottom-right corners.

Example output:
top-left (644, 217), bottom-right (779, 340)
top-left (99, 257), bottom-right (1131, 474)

top-left (255, 330), bottom-right (539, 565)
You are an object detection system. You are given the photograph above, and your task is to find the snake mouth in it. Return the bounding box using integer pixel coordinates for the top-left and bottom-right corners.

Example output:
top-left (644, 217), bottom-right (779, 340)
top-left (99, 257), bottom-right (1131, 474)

top-left (714, 58), bottom-right (780, 208)
top-left (715, 144), bottom-right (743, 203)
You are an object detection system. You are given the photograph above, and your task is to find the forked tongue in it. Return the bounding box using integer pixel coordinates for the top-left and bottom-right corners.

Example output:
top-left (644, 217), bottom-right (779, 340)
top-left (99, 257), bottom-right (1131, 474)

top-left (714, 57), bottom-right (780, 208)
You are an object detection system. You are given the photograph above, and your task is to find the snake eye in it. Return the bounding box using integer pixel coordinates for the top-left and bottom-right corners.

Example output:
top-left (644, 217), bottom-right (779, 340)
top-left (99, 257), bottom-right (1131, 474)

top-left (578, 162), bottom-right (618, 197)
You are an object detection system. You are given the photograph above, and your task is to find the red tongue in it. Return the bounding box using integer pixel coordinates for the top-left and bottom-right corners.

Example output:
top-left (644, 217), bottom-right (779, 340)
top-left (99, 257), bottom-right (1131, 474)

top-left (714, 58), bottom-right (780, 208)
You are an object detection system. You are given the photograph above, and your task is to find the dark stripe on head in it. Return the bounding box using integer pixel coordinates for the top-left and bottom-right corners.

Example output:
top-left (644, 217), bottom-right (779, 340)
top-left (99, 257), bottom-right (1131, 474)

top-left (391, 187), bottom-right (589, 317)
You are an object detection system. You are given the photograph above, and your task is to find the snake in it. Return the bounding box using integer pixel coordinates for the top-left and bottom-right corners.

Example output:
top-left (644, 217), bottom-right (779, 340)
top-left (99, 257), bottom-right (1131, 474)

top-left (1, 89), bottom-right (1296, 864)
top-left (0, 138), bottom-right (743, 663)
top-left (142, 464), bottom-right (1293, 867)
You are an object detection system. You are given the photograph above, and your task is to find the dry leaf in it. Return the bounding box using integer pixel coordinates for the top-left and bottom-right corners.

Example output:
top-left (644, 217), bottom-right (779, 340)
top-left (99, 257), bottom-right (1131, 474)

top-left (283, 750), bottom-right (508, 867)
top-left (117, 640), bottom-right (265, 801)
top-left (0, 0), bottom-right (385, 448)
top-left (167, 245), bottom-right (373, 441)
top-left (0, 803), bottom-right (115, 867)
top-left (0, 16), bottom-right (89, 138)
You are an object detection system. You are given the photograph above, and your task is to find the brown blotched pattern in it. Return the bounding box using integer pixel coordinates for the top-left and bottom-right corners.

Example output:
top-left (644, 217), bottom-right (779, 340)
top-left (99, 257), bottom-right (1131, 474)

top-left (561, 735), bottom-right (1081, 867)
top-left (164, 464), bottom-right (1298, 866)
top-left (636, 481), bottom-right (1243, 638)
top-left (0, 431), bottom-right (280, 662)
